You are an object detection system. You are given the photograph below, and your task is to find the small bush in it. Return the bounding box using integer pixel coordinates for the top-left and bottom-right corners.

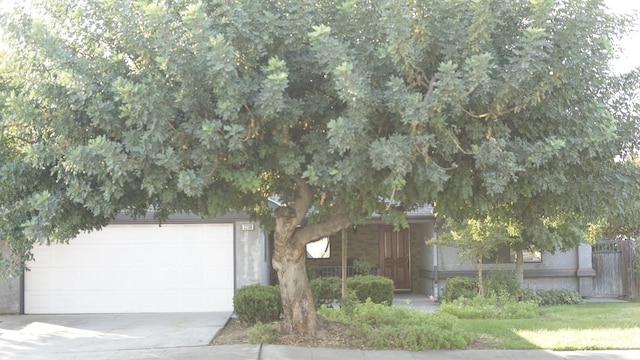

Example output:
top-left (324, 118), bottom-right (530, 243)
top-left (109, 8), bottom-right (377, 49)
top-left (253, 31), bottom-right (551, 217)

top-left (443, 277), bottom-right (478, 302)
top-left (233, 284), bottom-right (282, 325)
top-left (247, 322), bottom-right (278, 344)
top-left (318, 299), bottom-right (471, 350)
top-left (353, 257), bottom-right (374, 276)
top-left (310, 276), bottom-right (342, 308)
top-left (438, 296), bottom-right (538, 319)
top-left (311, 275), bottom-right (394, 308)
top-left (522, 288), bottom-right (584, 306)
top-left (485, 270), bottom-right (522, 300)
top-left (348, 275), bottom-right (394, 305)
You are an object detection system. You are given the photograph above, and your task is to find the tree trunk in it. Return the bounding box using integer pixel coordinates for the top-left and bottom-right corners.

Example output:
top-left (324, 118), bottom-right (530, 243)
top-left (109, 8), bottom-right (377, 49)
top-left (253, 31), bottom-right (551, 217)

top-left (513, 243), bottom-right (524, 287)
top-left (270, 176), bottom-right (348, 336)
top-left (341, 228), bottom-right (347, 299)
top-left (272, 234), bottom-right (317, 335)
top-left (477, 255), bottom-right (484, 297)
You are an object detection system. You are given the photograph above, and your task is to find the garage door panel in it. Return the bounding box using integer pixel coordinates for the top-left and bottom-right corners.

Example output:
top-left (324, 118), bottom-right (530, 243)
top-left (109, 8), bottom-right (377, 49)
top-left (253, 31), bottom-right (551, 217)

top-left (25, 223), bottom-right (234, 314)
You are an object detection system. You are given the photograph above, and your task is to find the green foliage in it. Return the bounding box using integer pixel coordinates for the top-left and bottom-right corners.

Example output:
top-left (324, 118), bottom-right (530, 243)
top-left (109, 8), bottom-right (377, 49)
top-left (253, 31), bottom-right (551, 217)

top-left (443, 277), bottom-right (478, 303)
top-left (318, 299), bottom-right (471, 350)
top-left (522, 288), bottom-right (584, 306)
top-left (485, 270), bottom-right (522, 300)
top-left (439, 217), bottom-right (513, 265)
top-left (310, 275), bottom-right (394, 308)
top-left (309, 276), bottom-right (342, 309)
top-left (233, 284), bottom-right (282, 325)
top-left (439, 296), bottom-right (538, 319)
top-left (352, 256), bottom-right (374, 276)
top-left (455, 303), bottom-right (640, 350)
top-left (347, 275), bottom-right (394, 305)
top-left (1, 0), bottom-right (639, 337)
top-left (0, 0), bottom-right (637, 280)
top-left (247, 322), bottom-right (278, 344)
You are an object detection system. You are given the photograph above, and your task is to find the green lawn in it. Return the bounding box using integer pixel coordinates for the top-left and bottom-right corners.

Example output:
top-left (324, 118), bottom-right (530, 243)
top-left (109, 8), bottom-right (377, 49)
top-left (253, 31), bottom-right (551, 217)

top-left (457, 302), bottom-right (640, 350)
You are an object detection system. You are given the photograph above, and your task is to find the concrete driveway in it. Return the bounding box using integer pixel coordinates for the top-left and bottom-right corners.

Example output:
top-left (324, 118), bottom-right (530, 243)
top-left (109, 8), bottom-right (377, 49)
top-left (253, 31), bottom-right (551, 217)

top-left (0, 312), bottom-right (233, 360)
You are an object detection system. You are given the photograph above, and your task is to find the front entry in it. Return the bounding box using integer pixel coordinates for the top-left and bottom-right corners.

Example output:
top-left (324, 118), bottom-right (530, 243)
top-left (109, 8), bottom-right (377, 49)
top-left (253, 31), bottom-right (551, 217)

top-left (379, 225), bottom-right (411, 291)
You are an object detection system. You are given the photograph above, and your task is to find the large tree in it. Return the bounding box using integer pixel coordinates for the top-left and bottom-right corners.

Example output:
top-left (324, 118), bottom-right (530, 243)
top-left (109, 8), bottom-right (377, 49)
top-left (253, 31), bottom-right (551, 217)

top-left (1, 0), bottom-right (638, 335)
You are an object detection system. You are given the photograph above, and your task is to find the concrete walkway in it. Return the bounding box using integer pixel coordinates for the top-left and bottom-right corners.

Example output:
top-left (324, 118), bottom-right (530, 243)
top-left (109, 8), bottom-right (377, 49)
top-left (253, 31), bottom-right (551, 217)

top-left (393, 293), bottom-right (439, 312)
top-left (0, 312), bottom-right (230, 360)
top-left (14, 344), bottom-right (638, 360)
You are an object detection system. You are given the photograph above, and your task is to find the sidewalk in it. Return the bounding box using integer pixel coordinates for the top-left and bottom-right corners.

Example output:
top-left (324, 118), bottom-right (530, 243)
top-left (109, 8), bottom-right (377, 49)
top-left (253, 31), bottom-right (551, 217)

top-left (257, 346), bottom-right (640, 360)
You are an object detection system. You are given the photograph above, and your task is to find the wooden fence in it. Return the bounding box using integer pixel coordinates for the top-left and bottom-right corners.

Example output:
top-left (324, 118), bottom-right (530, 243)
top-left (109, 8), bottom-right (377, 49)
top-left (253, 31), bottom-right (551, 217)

top-left (592, 238), bottom-right (638, 299)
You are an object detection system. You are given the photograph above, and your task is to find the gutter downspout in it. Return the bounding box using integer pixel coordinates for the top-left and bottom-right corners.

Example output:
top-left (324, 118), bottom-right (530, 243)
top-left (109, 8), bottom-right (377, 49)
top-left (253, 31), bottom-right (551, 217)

top-left (433, 219), bottom-right (439, 300)
top-left (19, 272), bottom-right (25, 315)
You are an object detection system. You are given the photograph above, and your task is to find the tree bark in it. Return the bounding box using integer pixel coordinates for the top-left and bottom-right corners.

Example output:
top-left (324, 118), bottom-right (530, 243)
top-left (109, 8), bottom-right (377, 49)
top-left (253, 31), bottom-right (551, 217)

top-left (272, 234), bottom-right (317, 335)
top-left (477, 255), bottom-right (484, 297)
top-left (271, 176), bottom-right (348, 336)
top-left (513, 243), bottom-right (524, 287)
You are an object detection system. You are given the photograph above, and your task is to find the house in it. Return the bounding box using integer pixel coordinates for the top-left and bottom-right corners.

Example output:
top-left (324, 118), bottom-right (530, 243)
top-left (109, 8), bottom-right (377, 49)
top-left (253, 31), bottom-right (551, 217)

top-left (0, 211), bottom-right (271, 315)
top-left (302, 205), bottom-right (436, 292)
top-left (303, 205), bottom-right (598, 299)
top-left (0, 203), bottom-right (605, 315)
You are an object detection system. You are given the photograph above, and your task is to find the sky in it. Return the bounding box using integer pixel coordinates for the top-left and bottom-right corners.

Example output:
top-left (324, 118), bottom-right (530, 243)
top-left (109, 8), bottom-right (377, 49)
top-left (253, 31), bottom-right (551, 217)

top-left (606, 0), bottom-right (640, 73)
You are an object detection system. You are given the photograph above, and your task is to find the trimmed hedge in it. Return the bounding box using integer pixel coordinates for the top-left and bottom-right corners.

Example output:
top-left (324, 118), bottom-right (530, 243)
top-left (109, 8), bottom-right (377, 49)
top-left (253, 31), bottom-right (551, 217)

top-left (310, 276), bottom-right (342, 308)
top-left (310, 275), bottom-right (395, 308)
top-left (233, 284), bottom-right (282, 325)
top-left (348, 275), bottom-right (394, 305)
top-left (443, 277), bottom-right (478, 302)
top-left (522, 288), bottom-right (584, 306)
top-left (485, 270), bottom-right (521, 300)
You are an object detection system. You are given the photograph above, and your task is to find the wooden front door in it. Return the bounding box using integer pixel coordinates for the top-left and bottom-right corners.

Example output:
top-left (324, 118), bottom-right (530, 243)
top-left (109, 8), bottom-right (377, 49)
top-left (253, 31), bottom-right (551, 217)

top-left (379, 225), bottom-right (411, 290)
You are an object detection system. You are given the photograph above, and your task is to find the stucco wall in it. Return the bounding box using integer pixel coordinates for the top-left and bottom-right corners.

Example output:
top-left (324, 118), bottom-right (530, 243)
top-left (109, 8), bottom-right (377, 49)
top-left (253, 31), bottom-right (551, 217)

top-left (234, 221), bottom-right (269, 288)
top-left (420, 243), bottom-right (592, 297)
top-left (410, 221), bottom-right (433, 293)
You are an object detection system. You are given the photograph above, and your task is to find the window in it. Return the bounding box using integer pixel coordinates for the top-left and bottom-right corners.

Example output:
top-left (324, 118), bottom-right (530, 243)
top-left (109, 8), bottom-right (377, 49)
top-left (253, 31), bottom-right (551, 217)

top-left (306, 237), bottom-right (330, 259)
top-left (518, 249), bottom-right (542, 263)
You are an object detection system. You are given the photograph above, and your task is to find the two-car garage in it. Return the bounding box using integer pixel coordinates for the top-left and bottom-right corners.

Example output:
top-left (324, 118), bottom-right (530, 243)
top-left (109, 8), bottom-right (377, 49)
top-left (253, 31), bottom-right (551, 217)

top-left (24, 223), bottom-right (236, 314)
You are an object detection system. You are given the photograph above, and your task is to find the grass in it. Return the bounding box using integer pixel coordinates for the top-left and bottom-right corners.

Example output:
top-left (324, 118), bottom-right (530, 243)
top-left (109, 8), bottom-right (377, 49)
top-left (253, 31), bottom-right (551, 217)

top-left (456, 302), bottom-right (640, 350)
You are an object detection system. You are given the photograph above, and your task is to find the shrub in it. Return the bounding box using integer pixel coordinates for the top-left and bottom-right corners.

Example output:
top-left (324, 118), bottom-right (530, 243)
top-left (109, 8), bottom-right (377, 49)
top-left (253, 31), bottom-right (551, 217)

top-left (310, 275), bottom-right (394, 308)
top-left (247, 322), bottom-right (278, 344)
top-left (443, 277), bottom-right (478, 302)
top-left (310, 276), bottom-right (342, 308)
top-left (522, 288), bottom-right (584, 306)
top-left (233, 284), bottom-right (282, 325)
top-left (485, 270), bottom-right (522, 300)
top-left (438, 296), bottom-right (538, 319)
top-left (348, 275), bottom-right (394, 305)
top-left (318, 299), bottom-right (471, 350)
top-left (353, 257), bottom-right (374, 276)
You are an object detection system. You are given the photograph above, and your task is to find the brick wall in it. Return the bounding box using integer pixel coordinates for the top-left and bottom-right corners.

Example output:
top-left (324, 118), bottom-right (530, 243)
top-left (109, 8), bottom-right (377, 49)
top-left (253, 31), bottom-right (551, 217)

top-left (306, 225), bottom-right (380, 268)
top-left (306, 223), bottom-right (429, 293)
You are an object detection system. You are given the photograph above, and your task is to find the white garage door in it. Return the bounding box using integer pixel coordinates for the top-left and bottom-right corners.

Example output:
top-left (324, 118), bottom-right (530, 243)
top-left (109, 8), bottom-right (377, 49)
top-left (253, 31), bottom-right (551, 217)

top-left (25, 223), bottom-right (234, 314)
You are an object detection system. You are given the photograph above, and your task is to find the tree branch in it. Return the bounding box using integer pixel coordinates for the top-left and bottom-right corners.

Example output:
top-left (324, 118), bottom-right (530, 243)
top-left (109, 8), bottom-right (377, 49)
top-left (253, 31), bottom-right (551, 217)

top-left (273, 175), bottom-right (315, 242)
top-left (291, 175), bottom-right (313, 226)
top-left (292, 204), bottom-right (348, 246)
top-left (462, 98), bottom-right (530, 120)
